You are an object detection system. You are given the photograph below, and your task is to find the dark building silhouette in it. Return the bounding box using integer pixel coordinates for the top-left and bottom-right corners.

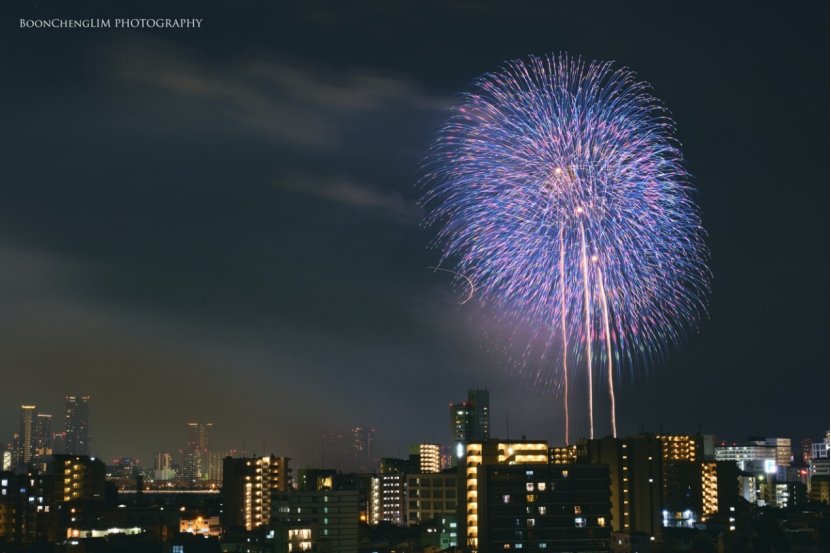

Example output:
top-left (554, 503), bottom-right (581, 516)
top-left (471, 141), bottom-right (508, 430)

top-left (450, 388), bottom-right (490, 444)
top-left (64, 396), bottom-right (91, 456)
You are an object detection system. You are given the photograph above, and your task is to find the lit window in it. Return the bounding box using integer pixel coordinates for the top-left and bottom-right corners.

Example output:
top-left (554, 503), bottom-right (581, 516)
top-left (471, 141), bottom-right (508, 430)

top-left (575, 517), bottom-right (586, 528)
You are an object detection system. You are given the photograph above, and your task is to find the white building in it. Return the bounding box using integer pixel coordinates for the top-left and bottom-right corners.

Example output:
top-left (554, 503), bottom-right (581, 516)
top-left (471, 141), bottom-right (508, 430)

top-left (714, 444), bottom-right (775, 471)
top-left (811, 431), bottom-right (829, 460)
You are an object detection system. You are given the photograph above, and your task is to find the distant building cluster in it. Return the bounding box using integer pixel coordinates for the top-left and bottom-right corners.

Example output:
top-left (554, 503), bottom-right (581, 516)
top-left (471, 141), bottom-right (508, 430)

top-left (1, 389), bottom-right (828, 552)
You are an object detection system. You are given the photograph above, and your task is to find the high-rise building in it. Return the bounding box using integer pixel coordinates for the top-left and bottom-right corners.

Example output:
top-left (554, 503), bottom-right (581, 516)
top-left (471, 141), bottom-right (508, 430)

top-left (765, 438), bottom-right (792, 466)
top-left (660, 459), bottom-right (741, 525)
top-left (801, 439), bottom-right (813, 465)
top-left (222, 455), bottom-right (291, 530)
top-left (577, 435), bottom-right (663, 537)
top-left (417, 443), bottom-right (441, 473)
top-left (808, 475), bottom-right (829, 503)
top-left (458, 439), bottom-right (549, 550)
top-left (187, 422), bottom-right (212, 452)
top-left (450, 388), bottom-right (490, 445)
top-left (16, 406), bottom-right (36, 467)
top-left (182, 423), bottom-right (213, 481)
top-left (153, 452), bottom-right (175, 481)
top-left (52, 454), bottom-right (106, 503)
top-left (1, 446), bottom-right (11, 471)
top-left (51, 432), bottom-right (66, 455)
top-left (110, 457), bottom-right (140, 478)
top-left (0, 467), bottom-right (56, 544)
top-left (811, 431), bottom-right (830, 460)
top-left (154, 452), bottom-right (173, 471)
top-left (377, 458), bottom-right (416, 526)
top-left (475, 463), bottom-right (611, 552)
top-left (33, 414), bottom-right (52, 457)
top-left (549, 444), bottom-right (578, 464)
top-left (352, 427), bottom-right (375, 472)
top-left (714, 441), bottom-right (776, 471)
top-left (202, 450), bottom-right (230, 482)
top-left (657, 434), bottom-right (718, 521)
top-left (65, 396), bottom-right (91, 456)
top-left (405, 470), bottom-right (458, 528)
top-left (273, 489), bottom-right (360, 553)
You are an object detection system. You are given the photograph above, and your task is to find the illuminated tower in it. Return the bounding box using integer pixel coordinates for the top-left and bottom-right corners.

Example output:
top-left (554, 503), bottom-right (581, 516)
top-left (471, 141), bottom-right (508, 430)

top-left (352, 427), bottom-right (375, 471)
top-left (33, 414), bottom-right (52, 456)
top-left (450, 388), bottom-right (490, 445)
top-left (181, 422), bottom-right (213, 481)
top-left (418, 443), bottom-right (441, 473)
top-left (16, 405), bottom-right (36, 466)
top-left (65, 396), bottom-right (91, 456)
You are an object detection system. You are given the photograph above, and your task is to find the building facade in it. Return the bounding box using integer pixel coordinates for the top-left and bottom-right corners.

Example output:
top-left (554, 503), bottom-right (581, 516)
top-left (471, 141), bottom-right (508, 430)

top-left (221, 455), bottom-right (291, 530)
top-left (577, 436), bottom-right (663, 537)
top-left (273, 490), bottom-right (360, 553)
top-left (406, 470), bottom-right (458, 526)
top-left (477, 463), bottom-right (611, 552)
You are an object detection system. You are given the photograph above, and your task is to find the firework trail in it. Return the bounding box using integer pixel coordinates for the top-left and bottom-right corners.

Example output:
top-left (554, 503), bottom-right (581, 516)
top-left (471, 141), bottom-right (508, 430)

top-left (428, 266), bottom-right (475, 304)
top-left (421, 54), bottom-right (710, 441)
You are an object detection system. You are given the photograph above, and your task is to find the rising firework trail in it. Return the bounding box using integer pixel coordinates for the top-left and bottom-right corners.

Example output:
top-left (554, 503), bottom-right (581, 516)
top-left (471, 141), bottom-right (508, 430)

top-left (420, 54), bottom-right (710, 441)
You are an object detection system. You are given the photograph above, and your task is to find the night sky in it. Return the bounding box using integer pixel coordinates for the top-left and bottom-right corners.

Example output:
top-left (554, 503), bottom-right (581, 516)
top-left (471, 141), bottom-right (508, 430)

top-left (2, 2), bottom-right (827, 468)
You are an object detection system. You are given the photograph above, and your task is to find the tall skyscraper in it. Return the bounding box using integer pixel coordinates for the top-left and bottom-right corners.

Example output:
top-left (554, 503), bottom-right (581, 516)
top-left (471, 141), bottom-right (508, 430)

top-left (450, 388), bottom-right (490, 444)
top-left (65, 396), bottom-right (91, 456)
top-left (182, 422), bottom-right (213, 481)
top-left (16, 405), bottom-right (36, 467)
top-left (188, 422), bottom-right (213, 451)
top-left (352, 427), bottom-right (374, 471)
top-left (33, 414), bottom-right (52, 457)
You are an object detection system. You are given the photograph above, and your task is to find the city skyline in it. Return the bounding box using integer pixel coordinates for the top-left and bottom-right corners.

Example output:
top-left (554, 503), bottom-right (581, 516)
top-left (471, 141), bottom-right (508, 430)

top-left (3, 390), bottom-right (826, 470)
top-left (1, 3), bottom-right (827, 467)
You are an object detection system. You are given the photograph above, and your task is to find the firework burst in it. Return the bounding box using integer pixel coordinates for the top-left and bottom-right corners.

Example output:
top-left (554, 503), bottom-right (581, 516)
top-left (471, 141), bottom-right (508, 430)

top-left (421, 54), bottom-right (710, 442)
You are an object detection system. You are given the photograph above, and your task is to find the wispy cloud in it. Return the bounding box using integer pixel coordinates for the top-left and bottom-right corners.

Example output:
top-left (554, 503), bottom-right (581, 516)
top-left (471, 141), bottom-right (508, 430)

top-left (94, 35), bottom-right (449, 150)
top-left (274, 171), bottom-right (422, 221)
